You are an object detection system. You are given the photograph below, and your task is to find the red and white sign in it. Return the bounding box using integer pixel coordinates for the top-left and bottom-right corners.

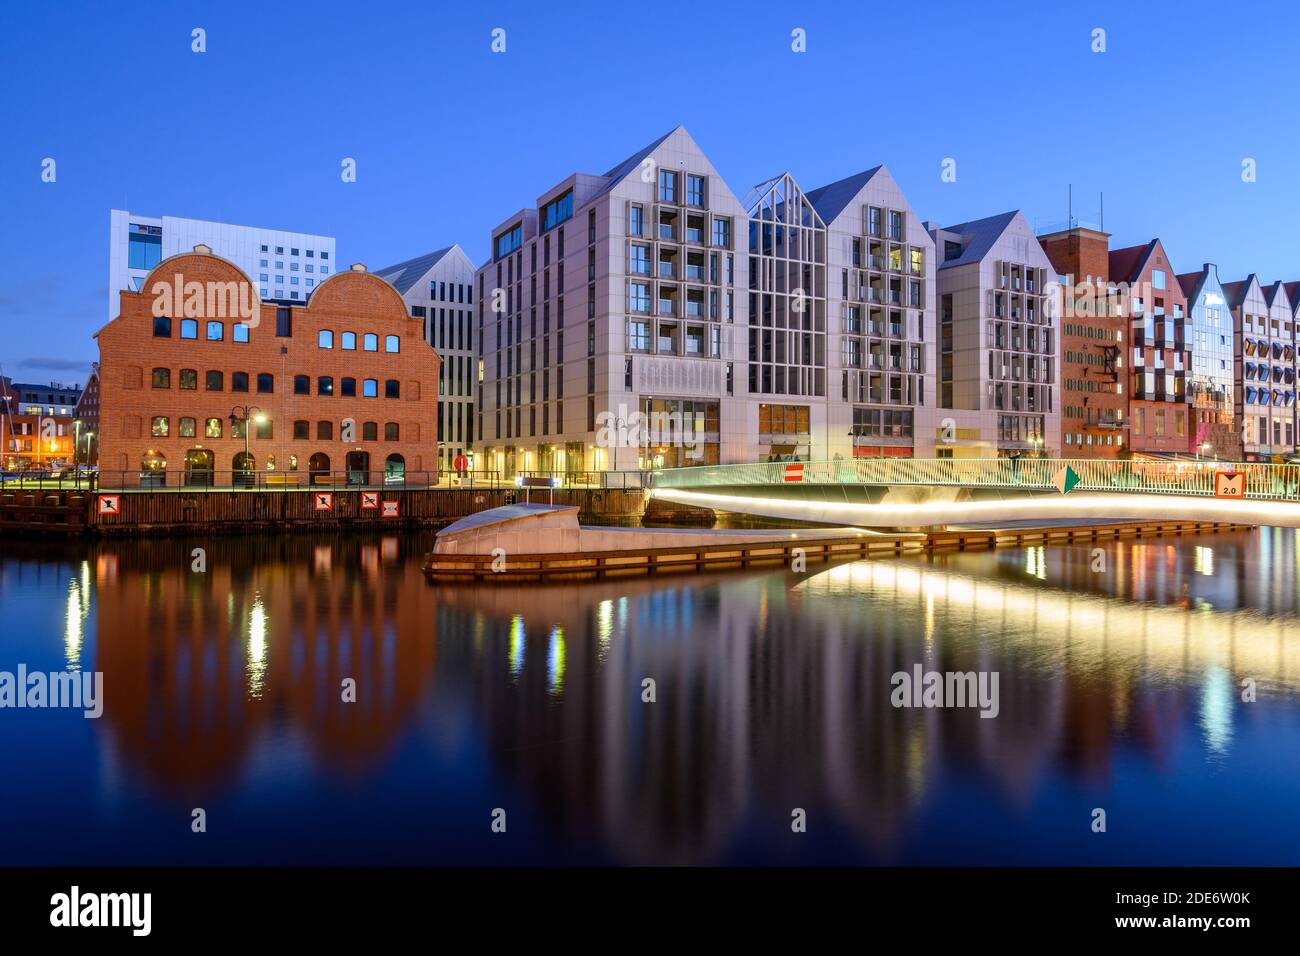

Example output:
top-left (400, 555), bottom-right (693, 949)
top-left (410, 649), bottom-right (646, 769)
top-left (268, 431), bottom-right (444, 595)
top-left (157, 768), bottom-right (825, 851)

top-left (381, 500), bottom-right (399, 518)
top-left (97, 495), bottom-right (120, 515)
top-left (314, 492), bottom-right (334, 512)
top-left (361, 491), bottom-right (379, 510)
top-left (783, 463), bottom-right (804, 483)
top-left (1214, 471), bottom-right (1245, 499)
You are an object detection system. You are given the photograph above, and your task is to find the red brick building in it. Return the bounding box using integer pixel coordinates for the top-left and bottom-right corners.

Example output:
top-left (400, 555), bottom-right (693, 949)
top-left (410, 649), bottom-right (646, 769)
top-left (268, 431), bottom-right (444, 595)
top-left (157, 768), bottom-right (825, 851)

top-left (1110, 239), bottom-right (1189, 455)
top-left (1038, 227), bottom-right (1128, 458)
top-left (96, 247), bottom-right (440, 487)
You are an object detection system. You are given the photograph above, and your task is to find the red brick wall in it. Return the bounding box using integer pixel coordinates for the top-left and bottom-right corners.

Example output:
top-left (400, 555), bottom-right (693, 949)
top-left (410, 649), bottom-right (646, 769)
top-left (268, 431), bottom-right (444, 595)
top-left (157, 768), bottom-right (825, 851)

top-left (97, 252), bottom-right (440, 485)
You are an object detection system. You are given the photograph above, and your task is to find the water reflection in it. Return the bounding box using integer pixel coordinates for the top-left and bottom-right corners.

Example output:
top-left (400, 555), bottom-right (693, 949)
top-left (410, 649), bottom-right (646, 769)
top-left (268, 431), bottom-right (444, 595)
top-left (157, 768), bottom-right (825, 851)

top-left (1, 529), bottom-right (1298, 865)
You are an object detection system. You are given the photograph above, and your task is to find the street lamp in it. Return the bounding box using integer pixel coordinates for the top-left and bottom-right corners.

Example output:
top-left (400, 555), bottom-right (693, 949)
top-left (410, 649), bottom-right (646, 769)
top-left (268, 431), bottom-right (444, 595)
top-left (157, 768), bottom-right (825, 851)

top-left (229, 405), bottom-right (264, 485)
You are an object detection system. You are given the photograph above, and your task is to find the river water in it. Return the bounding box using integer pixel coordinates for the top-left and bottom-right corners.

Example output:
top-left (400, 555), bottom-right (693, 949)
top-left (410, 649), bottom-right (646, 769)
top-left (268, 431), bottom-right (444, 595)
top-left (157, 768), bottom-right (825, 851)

top-left (1, 529), bottom-right (1298, 865)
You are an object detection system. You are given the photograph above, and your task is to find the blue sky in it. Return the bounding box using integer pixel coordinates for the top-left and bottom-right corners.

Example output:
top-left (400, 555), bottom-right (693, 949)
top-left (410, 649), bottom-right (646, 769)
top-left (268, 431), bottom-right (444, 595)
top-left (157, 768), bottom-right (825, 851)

top-left (2, 0), bottom-right (1299, 381)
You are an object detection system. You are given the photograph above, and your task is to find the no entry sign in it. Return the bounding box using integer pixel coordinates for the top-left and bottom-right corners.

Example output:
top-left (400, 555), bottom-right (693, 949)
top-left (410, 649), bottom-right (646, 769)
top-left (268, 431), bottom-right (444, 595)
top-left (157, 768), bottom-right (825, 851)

top-left (381, 500), bottom-right (399, 518)
top-left (314, 492), bottom-right (334, 512)
top-left (361, 491), bottom-right (379, 510)
top-left (97, 495), bottom-right (120, 515)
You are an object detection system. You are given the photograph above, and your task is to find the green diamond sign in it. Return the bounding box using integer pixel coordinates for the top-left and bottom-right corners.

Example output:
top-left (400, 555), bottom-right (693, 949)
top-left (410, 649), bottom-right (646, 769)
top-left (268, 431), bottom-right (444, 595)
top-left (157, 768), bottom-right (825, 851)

top-left (1052, 465), bottom-right (1081, 495)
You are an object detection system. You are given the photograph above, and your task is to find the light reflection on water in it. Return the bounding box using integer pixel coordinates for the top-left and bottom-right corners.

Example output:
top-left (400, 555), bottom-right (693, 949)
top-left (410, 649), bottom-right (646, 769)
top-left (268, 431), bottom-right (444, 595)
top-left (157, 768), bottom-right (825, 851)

top-left (0, 529), bottom-right (1297, 866)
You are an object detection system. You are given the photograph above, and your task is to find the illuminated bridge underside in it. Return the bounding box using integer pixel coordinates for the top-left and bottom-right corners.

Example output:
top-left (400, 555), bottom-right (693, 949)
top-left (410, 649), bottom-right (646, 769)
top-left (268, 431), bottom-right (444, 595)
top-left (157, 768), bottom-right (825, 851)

top-left (651, 488), bottom-right (1300, 529)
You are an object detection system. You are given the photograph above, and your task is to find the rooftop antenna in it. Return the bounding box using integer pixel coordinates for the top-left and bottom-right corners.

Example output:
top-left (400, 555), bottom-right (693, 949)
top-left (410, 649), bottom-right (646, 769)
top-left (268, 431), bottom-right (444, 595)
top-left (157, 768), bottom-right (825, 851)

top-left (1068, 184), bottom-right (1073, 228)
top-left (1100, 192), bottom-right (1104, 231)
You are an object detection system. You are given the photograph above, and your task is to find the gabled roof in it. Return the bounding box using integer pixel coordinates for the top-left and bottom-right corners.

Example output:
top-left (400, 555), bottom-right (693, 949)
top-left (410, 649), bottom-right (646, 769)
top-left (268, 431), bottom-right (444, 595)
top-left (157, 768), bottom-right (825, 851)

top-left (1284, 281), bottom-right (1300, 310)
top-left (934, 210), bottom-right (1021, 269)
top-left (595, 126), bottom-right (681, 199)
top-left (373, 247), bottom-right (457, 295)
top-left (1262, 279), bottom-right (1289, 310)
top-left (1176, 270), bottom-right (1204, 302)
top-left (1222, 274), bottom-right (1261, 309)
top-left (1108, 241), bottom-right (1157, 284)
top-left (804, 166), bottom-right (884, 224)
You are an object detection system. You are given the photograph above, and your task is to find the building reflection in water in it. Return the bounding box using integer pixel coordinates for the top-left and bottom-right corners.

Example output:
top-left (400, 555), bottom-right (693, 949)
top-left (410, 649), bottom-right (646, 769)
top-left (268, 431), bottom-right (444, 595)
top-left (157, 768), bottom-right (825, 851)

top-left (59, 529), bottom-right (1300, 863)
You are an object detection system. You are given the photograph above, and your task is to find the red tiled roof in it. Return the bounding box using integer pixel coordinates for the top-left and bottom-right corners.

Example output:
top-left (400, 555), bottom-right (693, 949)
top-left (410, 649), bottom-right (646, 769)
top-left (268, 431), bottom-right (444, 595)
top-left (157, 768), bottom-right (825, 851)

top-left (1108, 241), bottom-right (1154, 284)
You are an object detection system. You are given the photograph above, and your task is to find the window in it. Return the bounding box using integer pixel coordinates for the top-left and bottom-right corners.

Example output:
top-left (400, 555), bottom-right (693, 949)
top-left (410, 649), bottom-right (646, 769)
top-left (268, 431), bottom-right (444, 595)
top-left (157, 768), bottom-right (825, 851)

top-left (180, 319), bottom-right (198, 339)
top-left (541, 190), bottom-right (573, 231)
top-left (712, 218), bottom-right (731, 248)
top-left (629, 320), bottom-right (650, 351)
top-left (629, 204), bottom-right (644, 237)
top-left (384, 422), bottom-right (399, 441)
top-left (362, 421), bottom-right (378, 441)
top-left (318, 376), bottom-right (334, 396)
top-left (363, 378), bottom-right (378, 397)
top-left (630, 244), bottom-right (650, 275)
top-left (384, 379), bottom-right (400, 398)
top-left (205, 417), bottom-right (222, 438)
top-left (658, 170), bottom-right (676, 203)
top-left (206, 321), bottom-right (224, 341)
top-left (317, 421), bottom-right (333, 440)
top-left (151, 367), bottom-right (170, 389)
top-left (628, 282), bottom-right (651, 313)
top-left (341, 377), bottom-right (356, 397)
top-left (179, 417), bottom-right (196, 438)
top-left (232, 372), bottom-right (249, 393)
top-left (319, 329), bottom-right (334, 349)
top-left (179, 368), bottom-right (197, 390)
top-left (363, 333), bottom-right (378, 351)
top-left (341, 331), bottom-right (356, 350)
top-left (495, 223), bottom-right (523, 259)
top-left (153, 317), bottom-right (171, 337)
top-left (127, 227), bottom-right (162, 270)
top-left (385, 335), bottom-right (400, 353)
top-left (255, 418), bottom-right (273, 440)
top-left (233, 322), bottom-right (250, 343)
top-left (257, 373), bottom-right (274, 393)
top-left (275, 307), bottom-right (292, 337)
top-left (293, 420), bottom-right (310, 440)
top-left (151, 416), bottom-right (169, 437)
top-left (205, 370), bottom-right (223, 391)
top-left (294, 375), bottom-right (310, 395)
top-left (687, 174), bottom-right (706, 206)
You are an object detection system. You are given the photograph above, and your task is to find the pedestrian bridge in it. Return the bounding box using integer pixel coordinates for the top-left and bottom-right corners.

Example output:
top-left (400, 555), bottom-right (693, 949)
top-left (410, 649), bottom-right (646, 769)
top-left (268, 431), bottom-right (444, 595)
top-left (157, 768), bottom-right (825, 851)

top-left (650, 457), bottom-right (1300, 529)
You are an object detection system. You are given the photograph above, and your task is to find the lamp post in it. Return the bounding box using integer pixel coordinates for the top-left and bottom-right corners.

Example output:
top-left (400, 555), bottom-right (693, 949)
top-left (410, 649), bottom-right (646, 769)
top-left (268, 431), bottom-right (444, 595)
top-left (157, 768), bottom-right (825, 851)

top-left (229, 404), bottom-right (265, 486)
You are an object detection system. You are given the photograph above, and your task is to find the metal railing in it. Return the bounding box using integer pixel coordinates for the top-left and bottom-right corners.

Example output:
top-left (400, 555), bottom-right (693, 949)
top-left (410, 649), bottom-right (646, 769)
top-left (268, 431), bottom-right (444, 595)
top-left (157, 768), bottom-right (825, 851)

top-left (651, 457), bottom-right (1300, 501)
top-left (21, 468), bottom-right (654, 493)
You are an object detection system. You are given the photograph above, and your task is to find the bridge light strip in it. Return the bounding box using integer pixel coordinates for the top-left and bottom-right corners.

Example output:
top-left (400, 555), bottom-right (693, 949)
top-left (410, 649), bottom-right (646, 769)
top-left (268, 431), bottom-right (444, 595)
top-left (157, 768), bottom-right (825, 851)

top-left (649, 489), bottom-right (1300, 529)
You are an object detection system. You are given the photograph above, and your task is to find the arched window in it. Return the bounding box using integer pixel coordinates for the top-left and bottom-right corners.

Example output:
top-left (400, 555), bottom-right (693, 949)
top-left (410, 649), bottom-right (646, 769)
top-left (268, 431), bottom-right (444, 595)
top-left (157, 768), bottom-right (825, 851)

top-left (341, 377), bottom-right (356, 396)
top-left (179, 368), bottom-right (197, 389)
top-left (309, 452), bottom-right (331, 484)
top-left (363, 333), bottom-right (378, 351)
top-left (362, 421), bottom-right (378, 441)
top-left (257, 373), bottom-right (274, 393)
top-left (385, 335), bottom-right (399, 353)
top-left (206, 370), bottom-right (223, 391)
top-left (319, 329), bottom-right (334, 349)
top-left (207, 321), bottom-right (224, 341)
top-left (205, 417), bottom-right (223, 438)
top-left (151, 416), bottom-right (169, 437)
top-left (318, 376), bottom-right (334, 396)
top-left (294, 374), bottom-right (310, 395)
top-left (384, 422), bottom-right (399, 441)
top-left (179, 417), bottom-right (196, 438)
top-left (140, 450), bottom-right (167, 487)
top-left (341, 331), bottom-right (356, 350)
top-left (384, 453), bottom-right (405, 482)
top-left (362, 379), bottom-right (378, 397)
top-left (384, 379), bottom-right (400, 398)
top-left (151, 367), bottom-right (170, 388)
top-left (293, 420), bottom-right (309, 439)
top-left (233, 452), bottom-right (256, 488)
top-left (317, 420), bottom-right (333, 440)
top-left (232, 371), bottom-right (249, 393)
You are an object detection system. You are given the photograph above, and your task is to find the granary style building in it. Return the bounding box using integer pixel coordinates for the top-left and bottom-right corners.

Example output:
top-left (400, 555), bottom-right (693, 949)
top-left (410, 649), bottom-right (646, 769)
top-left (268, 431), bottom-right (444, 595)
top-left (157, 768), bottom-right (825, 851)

top-left (95, 246), bottom-right (440, 487)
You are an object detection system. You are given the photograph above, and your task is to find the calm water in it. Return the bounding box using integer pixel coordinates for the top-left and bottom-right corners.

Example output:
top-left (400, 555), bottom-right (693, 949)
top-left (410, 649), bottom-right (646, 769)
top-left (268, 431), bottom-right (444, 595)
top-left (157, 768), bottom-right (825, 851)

top-left (1, 528), bottom-right (1299, 866)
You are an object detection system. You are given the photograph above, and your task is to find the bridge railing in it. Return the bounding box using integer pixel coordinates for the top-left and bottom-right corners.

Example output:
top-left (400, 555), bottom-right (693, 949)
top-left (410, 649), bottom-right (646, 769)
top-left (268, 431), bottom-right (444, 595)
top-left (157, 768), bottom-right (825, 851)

top-left (652, 457), bottom-right (1300, 501)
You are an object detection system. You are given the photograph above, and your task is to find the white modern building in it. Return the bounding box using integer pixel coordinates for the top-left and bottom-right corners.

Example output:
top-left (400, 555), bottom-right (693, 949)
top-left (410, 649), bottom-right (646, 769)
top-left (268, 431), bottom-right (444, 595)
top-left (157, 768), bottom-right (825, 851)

top-left (927, 211), bottom-right (1060, 457)
top-left (108, 210), bottom-right (337, 317)
top-left (375, 245), bottom-right (479, 473)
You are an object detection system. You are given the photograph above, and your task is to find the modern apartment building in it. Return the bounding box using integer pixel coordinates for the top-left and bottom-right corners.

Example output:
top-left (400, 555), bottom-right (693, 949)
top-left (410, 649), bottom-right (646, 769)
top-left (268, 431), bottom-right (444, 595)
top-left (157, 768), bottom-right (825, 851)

top-left (109, 210), bottom-right (337, 318)
top-left (1224, 276), bottom-right (1296, 460)
top-left (6, 380), bottom-right (82, 416)
top-left (1110, 239), bottom-right (1189, 455)
top-left (96, 246), bottom-right (439, 486)
top-left (1038, 225), bottom-right (1128, 458)
top-left (475, 126), bottom-right (750, 476)
top-left (375, 246), bottom-right (478, 472)
top-left (808, 165), bottom-right (936, 459)
top-left (1176, 264), bottom-right (1236, 458)
top-left (928, 211), bottom-right (1058, 457)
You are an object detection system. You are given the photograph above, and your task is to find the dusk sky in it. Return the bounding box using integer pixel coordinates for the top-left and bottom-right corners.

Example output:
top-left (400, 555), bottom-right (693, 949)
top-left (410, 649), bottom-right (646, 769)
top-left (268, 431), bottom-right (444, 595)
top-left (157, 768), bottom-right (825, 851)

top-left (3, 0), bottom-right (1299, 382)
